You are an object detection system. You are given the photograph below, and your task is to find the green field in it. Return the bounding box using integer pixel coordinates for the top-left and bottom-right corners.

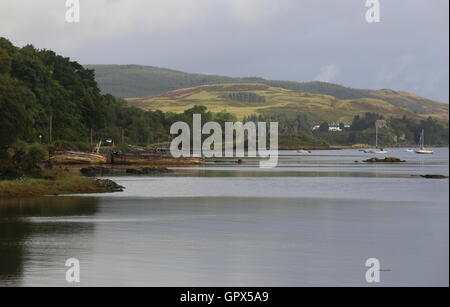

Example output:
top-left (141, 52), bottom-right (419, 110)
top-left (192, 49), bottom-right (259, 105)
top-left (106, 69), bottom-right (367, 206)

top-left (127, 83), bottom-right (447, 124)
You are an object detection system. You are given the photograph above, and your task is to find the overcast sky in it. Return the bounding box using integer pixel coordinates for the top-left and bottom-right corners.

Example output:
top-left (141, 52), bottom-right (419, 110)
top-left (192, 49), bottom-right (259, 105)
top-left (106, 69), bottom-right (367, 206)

top-left (0, 0), bottom-right (448, 102)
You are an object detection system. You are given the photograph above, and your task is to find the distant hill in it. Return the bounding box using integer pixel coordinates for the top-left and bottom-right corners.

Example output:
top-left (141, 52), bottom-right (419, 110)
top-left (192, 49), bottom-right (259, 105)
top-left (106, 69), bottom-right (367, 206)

top-left (127, 83), bottom-right (443, 124)
top-left (85, 64), bottom-right (379, 100)
top-left (367, 89), bottom-right (448, 122)
top-left (85, 65), bottom-right (449, 119)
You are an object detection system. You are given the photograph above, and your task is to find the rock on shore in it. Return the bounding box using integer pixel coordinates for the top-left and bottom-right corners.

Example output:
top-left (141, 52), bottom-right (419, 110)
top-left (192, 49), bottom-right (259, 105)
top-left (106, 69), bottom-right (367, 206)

top-left (94, 179), bottom-right (125, 192)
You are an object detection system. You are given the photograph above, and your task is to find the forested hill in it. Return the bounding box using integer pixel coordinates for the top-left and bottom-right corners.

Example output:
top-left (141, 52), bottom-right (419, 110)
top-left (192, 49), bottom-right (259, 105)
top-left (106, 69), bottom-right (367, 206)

top-left (0, 37), bottom-right (181, 148)
top-left (0, 38), bottom-right (239, 150)
top-left (0, 37), bottom-right (117, 147)
top-left (85, 64), bottom-right (381, 100)
top-left (86, 64), bottom-right (448, 117)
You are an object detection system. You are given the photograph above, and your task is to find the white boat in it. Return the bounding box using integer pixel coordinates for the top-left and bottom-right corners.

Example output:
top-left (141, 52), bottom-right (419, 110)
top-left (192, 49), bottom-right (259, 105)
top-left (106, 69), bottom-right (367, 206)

top-left (364, 123), bottom-right (388, 154)
top-left (373, 148), bottom-right (389, 154)
top-left (405, 149), bottom-right (414, 153)
top-left (297, 149), bottom-right (311, 154)
top-left (415, 130), bottom-right (434, 154)
top-left (364, 148), bottom-right (388, 154)
top-left (416, 149), bottom-right (434, 154)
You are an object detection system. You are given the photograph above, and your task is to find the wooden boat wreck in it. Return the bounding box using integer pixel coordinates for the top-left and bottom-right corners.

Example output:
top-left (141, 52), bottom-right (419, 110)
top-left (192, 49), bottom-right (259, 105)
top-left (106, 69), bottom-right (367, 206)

top-left (49, 151), bottom-right (108, 164)
top-left (49, 150), bottom-right (203, 166)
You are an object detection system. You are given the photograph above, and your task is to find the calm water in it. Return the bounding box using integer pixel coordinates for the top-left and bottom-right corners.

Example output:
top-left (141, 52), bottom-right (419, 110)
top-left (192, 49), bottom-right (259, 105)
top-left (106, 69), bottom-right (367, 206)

top-left (0, 148), bottom-right (448, 286)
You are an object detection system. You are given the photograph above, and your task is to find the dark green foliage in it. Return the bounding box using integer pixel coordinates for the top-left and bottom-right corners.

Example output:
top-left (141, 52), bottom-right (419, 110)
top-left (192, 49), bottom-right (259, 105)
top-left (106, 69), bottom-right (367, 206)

top-left (244, 113), bottom-right (311, 135)
top-left (219, 92), bottom-right (266, 103)
top-left (12, 142), bottom-right (49, 176)
top-left (0, 48), bottom-right (12, 74)
top-left (0, 39), bottom-right (107, 145)
top-left (316, 113), bottom-right (448, 146)
top-left (319, 122), bottom-right (329, 132)
top-left (350, 113), bottom-right (384, 131)
top-left (48, 140), bottom-right (93, 152)
top-left (0, 75), bottom-right (38, 151)
top-left (0, 142), bottom-right (48, 179)
top-left (265, 80), bottom-right (376, 100)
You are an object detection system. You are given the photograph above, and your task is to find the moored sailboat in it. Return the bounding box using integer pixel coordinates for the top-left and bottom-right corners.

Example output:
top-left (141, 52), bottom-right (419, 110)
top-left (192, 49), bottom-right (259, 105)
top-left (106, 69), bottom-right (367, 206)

top-left (363, 120), bottom-right (388, 154)
top-left (415, 130), bottom-right (434, 154)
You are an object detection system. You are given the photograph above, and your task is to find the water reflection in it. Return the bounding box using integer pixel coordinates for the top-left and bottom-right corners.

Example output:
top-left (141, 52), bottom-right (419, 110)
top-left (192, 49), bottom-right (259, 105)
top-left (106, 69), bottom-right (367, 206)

top-left (0, 149), bottom-right (448, 286)
top-left (0, 197), bottom-right (99, 286)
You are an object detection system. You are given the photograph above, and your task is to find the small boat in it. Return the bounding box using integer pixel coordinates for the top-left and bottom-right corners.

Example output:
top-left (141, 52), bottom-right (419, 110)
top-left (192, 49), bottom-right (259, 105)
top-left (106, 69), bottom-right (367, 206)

top-left (364, 148), bottom-right (388, 154)
top-left (297, 149), bottom-right (311, 154)
top-left (49, 151), bottom-right (107, 164)
top-left (415, 130), bottom-right (434, 155)
top-left (364, 122), bottom-right (388, 154)
top-left (405, 149), bottom-right (414, 153)
top-left (373, 148), bottom-right (389, 154)
top-left (416, 149), bottom-right (434, 154)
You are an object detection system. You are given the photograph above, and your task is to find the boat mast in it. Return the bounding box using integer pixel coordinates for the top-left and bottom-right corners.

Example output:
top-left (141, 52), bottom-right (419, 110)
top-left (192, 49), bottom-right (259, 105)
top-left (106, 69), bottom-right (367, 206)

top-left (421, 130), bottom-right (425, 149)
top-left (375, 125), bottom-right (378, 148)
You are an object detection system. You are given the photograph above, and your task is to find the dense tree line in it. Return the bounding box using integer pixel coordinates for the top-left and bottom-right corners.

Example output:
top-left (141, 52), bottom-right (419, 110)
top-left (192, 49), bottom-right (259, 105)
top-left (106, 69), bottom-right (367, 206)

top-left (244, 113), bottom-right (311, 135)
top-left (315, 112), bottom-right (449, 146)
top-left (0, 38), bottom-right (238, 153)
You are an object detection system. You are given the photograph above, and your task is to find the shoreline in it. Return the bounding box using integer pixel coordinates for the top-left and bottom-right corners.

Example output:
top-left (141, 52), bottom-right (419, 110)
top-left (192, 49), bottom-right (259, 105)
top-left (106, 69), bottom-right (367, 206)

top-left (0, 168), bottom-right (124, 199)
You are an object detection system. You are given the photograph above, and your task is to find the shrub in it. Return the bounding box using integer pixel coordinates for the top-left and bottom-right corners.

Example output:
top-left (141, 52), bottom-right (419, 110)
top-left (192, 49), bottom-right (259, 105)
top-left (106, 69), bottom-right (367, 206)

top-left (0, 142), bottom-right (49, 179)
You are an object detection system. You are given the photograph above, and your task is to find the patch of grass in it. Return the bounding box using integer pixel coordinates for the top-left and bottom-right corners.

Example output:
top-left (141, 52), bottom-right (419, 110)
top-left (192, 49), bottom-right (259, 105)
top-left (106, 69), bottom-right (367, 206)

top-left (0, 169), bottom-right (111, 198)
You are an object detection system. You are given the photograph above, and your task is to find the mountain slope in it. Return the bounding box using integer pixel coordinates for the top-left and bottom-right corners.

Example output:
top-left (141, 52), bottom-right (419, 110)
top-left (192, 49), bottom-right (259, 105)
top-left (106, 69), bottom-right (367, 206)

top-left (85, 64), bottom-right (377, 100)
top-left (367, 89), bottom-right (448, 122)
top-left (86, 64), bottom-right (449, 118)
top-left (127, 83), bottom-right (435, 123)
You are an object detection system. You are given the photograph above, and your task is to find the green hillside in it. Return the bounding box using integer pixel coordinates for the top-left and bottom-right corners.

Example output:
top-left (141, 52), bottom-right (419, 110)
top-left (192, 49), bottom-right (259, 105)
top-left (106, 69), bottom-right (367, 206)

top-left (367, 89), bottom-right (449, 121)
top-left (127, 83), bottom-right (440, 124)
top-left (86, 64), bottom-right (449, 118)
top-left (85, 64), bottom-right (377, 99)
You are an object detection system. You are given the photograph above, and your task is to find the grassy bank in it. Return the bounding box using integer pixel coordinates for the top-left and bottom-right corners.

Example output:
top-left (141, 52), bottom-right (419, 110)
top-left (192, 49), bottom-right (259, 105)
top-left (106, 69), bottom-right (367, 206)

top-left (0, 169), bottom-right (122, 198)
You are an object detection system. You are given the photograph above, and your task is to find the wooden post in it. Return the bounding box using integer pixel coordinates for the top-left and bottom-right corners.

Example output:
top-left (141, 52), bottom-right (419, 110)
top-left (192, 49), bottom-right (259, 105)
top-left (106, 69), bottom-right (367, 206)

top-left (49, 114), bottom-right (53, 143)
